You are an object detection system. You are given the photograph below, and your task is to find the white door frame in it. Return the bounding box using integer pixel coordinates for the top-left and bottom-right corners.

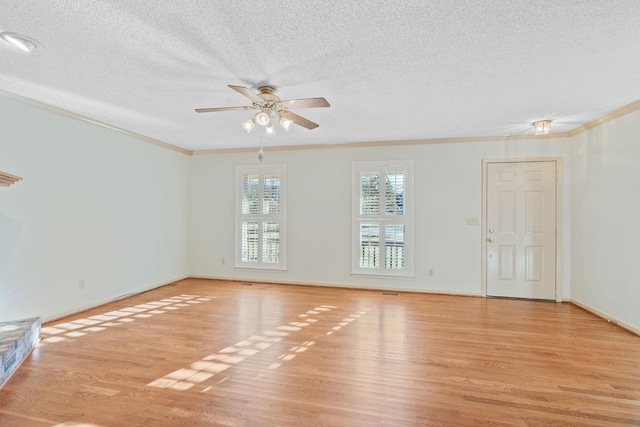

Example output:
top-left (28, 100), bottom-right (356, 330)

top-left (481, 157), bottom-right (563, 302)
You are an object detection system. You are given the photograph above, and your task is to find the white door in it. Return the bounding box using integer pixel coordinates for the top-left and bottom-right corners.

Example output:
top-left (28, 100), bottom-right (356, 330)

top-left (486, 161), bottom-right (557, 300)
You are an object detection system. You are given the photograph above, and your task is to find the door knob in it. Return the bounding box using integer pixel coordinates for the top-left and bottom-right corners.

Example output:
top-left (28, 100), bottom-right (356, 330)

top-left (487, 237), bottom-right (494, 243)
top-left (488, 228), bottom-right (494, 233)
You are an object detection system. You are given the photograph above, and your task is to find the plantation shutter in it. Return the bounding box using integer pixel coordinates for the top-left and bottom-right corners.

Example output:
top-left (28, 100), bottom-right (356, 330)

top-left (237, 165), bottom-right (286, 270)
top-left (353, 162), bottom-right (412, 276)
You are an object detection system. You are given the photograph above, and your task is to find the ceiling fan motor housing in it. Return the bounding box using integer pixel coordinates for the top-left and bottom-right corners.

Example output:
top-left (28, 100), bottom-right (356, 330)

top-left (256, 87), bottom-right (282, 113)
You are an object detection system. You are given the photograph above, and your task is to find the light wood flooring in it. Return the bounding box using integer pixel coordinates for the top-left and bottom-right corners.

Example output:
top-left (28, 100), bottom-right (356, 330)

top-left (1, 278), bottom-right (639, 426)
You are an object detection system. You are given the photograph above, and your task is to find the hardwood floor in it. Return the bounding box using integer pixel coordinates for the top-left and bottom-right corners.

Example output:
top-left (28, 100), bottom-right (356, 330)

top-left (1, 278), bottom-right (639, 426)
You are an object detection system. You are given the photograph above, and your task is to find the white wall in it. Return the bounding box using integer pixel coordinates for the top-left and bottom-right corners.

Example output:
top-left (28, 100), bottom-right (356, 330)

top-left (5, 88), bottom-right (637, 333)
top-left (571, 110), bottom-right (640, 332)
top-left (190, 137), bottom-right (573, 298)
top-left (0, 95), bottom-right (190, 322)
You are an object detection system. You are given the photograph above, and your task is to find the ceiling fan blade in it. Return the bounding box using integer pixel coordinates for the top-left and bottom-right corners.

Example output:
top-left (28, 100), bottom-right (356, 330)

top-left (228, 85), bottom-right (266, 105)
top-left (280, 110), bottom-right (319, 130)
top-left (195, 106), bottom-right (252, 113)
top-left (281, 97), bottom-right (330, 109)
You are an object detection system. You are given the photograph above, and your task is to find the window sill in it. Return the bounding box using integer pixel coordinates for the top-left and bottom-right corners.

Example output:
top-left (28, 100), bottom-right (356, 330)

top-left (351, 271), bottom-right (415, 279)
top-left (235, 265), bottom-right (287, 272)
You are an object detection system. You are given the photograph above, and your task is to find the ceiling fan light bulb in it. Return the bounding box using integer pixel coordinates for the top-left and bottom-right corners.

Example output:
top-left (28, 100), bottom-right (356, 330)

top-left (279, 117), bottom-right (293, 131)
top-left (265, 124), bottom-right (276, 137)
top-left (255, 112), bottom-right (270, 126)
top-left (241, 118), bottom-right (255, 133)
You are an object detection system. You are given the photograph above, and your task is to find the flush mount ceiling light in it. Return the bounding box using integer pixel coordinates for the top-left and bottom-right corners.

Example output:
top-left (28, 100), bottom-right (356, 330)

top-left (0, 32), bottom-right (41, 52)
top-left (533, 120), bottom-right (552, 135)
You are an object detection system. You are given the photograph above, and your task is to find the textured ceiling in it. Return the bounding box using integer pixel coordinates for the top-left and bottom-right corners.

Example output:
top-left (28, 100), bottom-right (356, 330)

top-left (1, 1), bottom-right (640, 152)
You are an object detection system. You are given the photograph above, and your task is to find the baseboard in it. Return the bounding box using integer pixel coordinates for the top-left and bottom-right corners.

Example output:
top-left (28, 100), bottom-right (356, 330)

top-left (42, 275), bottom-right (189, 324)
top-left (187, 275), bottom-right (483, 298)
top-left (570, 299), bottom-right (640, 337)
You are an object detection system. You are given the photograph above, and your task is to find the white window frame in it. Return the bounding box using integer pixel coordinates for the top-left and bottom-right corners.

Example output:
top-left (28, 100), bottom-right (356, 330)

top-left (352, 160), bottom-right (414, 277)
top-left (236, 164), bottom-right (287, 270)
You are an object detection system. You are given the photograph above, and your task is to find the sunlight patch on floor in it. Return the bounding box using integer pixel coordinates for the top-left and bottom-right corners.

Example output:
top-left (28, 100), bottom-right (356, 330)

top-left (39, 295), bottom-right (216, 346)
top-left (147, 305), bottom-right (339, 391)
top-left (147, 305), bottom-right (371, 391)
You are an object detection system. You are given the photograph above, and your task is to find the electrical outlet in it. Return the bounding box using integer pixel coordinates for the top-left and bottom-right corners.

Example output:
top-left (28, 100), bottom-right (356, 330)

top-left (221, 258), bottom-right (226, 265)
top-left (78, 280), bottom-right (86, 290)
top-left (428, 269), bottom-right (434, 276)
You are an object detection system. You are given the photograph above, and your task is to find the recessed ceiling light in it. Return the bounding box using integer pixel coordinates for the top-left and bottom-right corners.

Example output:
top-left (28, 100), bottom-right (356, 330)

top-left (0, 32), bottom-right (41, 52)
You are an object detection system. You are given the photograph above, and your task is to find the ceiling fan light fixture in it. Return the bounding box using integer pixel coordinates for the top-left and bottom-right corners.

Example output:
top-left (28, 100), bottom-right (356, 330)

top-left (195, 85), bottom-right (329, 138)
top-left (255, 111), bottom-right (270, 126)
top-left (279, 117), bottom-right (293, 131)
top-left (265, 124), bottom-right (276, 137)
top-left (241, 118), bottom-right (255, 133)
top-left (533, 120), bottom-right (552, 135)
top-left (0, 32), bottom-right (39, 52)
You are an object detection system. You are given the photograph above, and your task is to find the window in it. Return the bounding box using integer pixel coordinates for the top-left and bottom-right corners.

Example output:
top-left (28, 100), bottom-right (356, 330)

top-left (352, 161), bottom-right (413, 276)
top-left (236, 165), bottom-right (286, 270)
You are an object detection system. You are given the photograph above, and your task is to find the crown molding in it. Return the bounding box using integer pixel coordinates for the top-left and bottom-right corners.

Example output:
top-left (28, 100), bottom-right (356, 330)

top-left (567, 98), bottom-right (640, 137)
top-left (0, 89), bottom-right (193, 156)
top-left (194, 98), bottom-right (640, 155)
top-left (193, 132), bottom-right (571, 155)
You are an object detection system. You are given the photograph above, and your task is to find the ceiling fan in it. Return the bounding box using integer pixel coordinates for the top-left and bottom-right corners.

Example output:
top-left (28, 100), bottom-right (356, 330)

top-left (195, 85), bottom-right (330, 136)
